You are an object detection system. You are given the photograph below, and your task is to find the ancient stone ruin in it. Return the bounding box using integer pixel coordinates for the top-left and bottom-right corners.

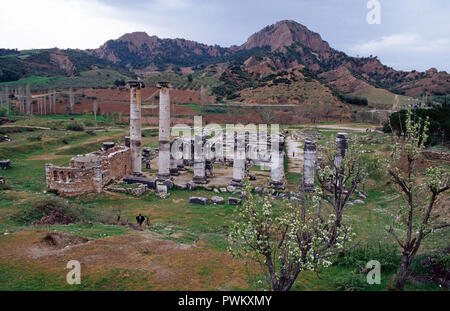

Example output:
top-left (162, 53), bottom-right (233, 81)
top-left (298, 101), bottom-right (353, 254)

top-left (45, 145), bottom-right (131, 196)
top-left (44, 79), bottom-right (352, 200)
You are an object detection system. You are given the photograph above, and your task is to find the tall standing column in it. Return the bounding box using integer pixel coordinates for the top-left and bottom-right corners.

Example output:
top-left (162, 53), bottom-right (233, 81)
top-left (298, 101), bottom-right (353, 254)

top-left (230, 136), bottom-right (246, 187)
top-left (270, 151), bottom-right (285, 189)
top-left (129, 81), bottom-right (145, 176)
top-left (302, 139), bottom-right (316, 192)
top-left (158, 82), bottom-right (171, 181)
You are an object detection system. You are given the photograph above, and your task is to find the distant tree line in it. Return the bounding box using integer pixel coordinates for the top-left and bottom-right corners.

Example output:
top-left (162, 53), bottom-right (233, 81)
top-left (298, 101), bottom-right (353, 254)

top-left (384, 107), bottom-right (450, 145)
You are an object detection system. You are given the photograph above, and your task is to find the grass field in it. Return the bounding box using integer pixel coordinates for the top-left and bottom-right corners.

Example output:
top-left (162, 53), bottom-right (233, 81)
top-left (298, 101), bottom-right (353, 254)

top-left (0, 115), bottom-right (448, 291)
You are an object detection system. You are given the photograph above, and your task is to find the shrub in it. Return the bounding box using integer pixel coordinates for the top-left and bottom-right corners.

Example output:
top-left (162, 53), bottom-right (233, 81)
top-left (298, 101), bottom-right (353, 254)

top-left (333, 274), bottom-right (369, 291)
top-left (83, 120), bottom-right (94, 127)
top-left (334, 242), bottom-right (400, 271)
top-left (11, 197), bottom-right (92, 225)
top-left (65, 121), bottom-right (84, 131)
top-left (27, 135), bottom-right (42, 142)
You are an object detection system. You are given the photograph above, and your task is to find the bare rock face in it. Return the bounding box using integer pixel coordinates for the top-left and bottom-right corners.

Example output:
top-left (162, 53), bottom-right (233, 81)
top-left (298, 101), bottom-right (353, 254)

top-left (240, 20), bottom-right (331, 53)
top-left (49, 52), bottom-right (76, 76)
top-left (90, 31), bottom-right (228, 66)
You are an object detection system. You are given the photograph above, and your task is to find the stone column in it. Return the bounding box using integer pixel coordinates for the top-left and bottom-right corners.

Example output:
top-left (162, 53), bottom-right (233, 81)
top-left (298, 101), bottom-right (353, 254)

top-left (230, 136), bottom-right (246, 187)
top-left (334, 133), bottom-right (348, 170)
top-left (169, 140), bottom-right (179, 176)
top-left (192, 155), bottom-right (207, 184)
top-left (129, 81), bottom-right (145, 176)
top-left (157, 82), bottom-right (171, 181)
top-left (302, 139), bottom-right (316, 192)
top-left (270, 151), bottom-right (285, 189)
top-left (175, 138), bottom-right (185, 170)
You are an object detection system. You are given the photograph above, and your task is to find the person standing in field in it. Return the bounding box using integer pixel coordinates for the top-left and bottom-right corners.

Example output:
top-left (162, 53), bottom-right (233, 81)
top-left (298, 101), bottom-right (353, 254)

top-left (136, 214), bottom-right (145, 229)
top-left (145, 217), bottom-right (150, 230)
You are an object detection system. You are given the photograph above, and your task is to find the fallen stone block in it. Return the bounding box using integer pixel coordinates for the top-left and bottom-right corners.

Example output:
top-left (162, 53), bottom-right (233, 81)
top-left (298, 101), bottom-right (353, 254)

top-left (162, 179), bottom-right (174, 190)
top-left (227, 185), bottom-right (236, 192)
top-left (123, 176), bottom-right (156, 189)
top-left (358, 191), bottom-right (368, 199)
top-left (175, 183), bottom-right (187, 190)
top-left (0, 159), bottom-right (11, 170)
top-left (156, 184), bottom-right (168, 194)
top-left (228, 197), bottom-right (242, 205)
top-left (211, 196), bottom-right (225, 204)
top-left (189, 197), bottom-right (208, 205)
top-left (187, 181), bottom-right (197, 190)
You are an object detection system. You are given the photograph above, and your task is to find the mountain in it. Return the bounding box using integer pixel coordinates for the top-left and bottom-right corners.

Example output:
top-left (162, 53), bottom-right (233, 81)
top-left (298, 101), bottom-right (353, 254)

top-left (87, 31), bottom-right (229, 71)
top-left (240, 20), bottom-right (331, 53)
top-left (1, 20), bottom-right (449, 104)
top-left (237, 20), bottom-right (450, 98)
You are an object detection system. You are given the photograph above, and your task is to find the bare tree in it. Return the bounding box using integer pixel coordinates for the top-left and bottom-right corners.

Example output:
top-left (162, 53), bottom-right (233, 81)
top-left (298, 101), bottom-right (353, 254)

top-left (26, 84), bottom-right (31, 115)
top-left (53, 89), bottom-right (57, 114)
top-left (93, 100), bottom-right (98, 121)
top-left (259, 107), bottom-right (275, 124)
top-left (69, 88), bottom-right (74, 114)
top-left (386, 109), bottom-right (450, 290)
top-left (200, 85), bottom-right (207, 114)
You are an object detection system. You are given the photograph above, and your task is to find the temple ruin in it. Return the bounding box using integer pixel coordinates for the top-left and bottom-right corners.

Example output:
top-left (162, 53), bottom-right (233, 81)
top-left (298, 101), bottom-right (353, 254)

top-left (45, 80), bottom-right (348, 198)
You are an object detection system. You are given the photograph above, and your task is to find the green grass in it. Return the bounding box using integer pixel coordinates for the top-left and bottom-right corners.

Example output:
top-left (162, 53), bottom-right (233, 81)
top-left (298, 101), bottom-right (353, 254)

top-left (0, 75), bottom-right (67, 86)
top-left (0, 117), bottom-right (448, 291)
top-left (49, 222), bottom-right (130, 240)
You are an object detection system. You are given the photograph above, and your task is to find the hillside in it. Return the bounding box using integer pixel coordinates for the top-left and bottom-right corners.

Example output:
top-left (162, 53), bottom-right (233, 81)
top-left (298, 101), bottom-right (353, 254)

top-left (0, 20), bottom-right (448, 105)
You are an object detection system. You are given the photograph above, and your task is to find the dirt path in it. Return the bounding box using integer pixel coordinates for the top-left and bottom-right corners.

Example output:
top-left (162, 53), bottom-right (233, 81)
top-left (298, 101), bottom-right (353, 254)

top-left (0, 229), bottom-right (248, 290)
top-left (314, 124), bottom-right (380, 133)
top-left (286, 136), bottom-right (303, 174)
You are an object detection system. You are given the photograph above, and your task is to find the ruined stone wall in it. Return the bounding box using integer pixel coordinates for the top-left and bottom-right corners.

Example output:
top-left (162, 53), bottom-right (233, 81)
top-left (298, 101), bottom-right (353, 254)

top-left (422, 150), bottom-right (450, 162)
top-left (100, 146), bottom-right (132, 185)
top-left (45, 146), bottom-right (131, 196)
top-left (45, 164), bottom-right (102, 196)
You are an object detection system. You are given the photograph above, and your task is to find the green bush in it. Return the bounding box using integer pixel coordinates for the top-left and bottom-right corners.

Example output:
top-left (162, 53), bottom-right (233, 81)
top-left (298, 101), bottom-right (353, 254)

top-left (83, 120), bottom-right (94, 127)
top-left (11, 197), bottom-right (92, 225)
top-left (333, 274), bottom-right (369, 291)
top-left (27, 135), bottom-right (42, 142)
top-left (65, 121), bottom-right (85, 131)
top-left (334, 242), bottom-right (400, 271)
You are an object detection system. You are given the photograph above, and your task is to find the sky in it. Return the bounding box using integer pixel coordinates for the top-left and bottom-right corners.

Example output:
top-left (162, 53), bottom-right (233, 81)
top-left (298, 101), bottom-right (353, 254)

top-left (0, 0), bottom-right (449, 72)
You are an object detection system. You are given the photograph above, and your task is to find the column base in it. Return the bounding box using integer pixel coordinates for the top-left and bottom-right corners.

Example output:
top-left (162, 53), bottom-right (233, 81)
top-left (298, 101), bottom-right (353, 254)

top-left (170, 168), bottom-right (179, 176)
top-left (157, 173), bottom-right (172, 182)
top-left (302, 184), bottom-right (316, 193)
top-left (230, 179), bottom-right (244, 187)
top-left (269, 180), bottom-right (285, 190)
top-left (192, 176), bottom-right (208, 184)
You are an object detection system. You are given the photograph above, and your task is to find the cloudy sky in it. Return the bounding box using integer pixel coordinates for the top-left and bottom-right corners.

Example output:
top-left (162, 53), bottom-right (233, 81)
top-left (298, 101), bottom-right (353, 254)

top-left (0, 0), bottom-right (449, 72)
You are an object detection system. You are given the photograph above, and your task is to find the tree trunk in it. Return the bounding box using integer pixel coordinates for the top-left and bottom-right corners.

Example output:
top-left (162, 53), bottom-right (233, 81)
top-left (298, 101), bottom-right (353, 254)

top-left (396, 254), bottom-right (411, 290)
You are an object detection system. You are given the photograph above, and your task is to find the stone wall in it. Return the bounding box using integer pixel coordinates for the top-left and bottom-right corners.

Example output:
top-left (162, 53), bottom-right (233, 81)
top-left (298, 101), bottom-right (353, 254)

top-left (45, 146), bottom-right (132, 196)
top-left (422, 150), bottom-right (450, 162)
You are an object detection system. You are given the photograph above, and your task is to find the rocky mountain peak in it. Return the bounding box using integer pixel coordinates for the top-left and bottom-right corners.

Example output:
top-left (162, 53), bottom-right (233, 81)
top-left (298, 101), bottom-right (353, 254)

top-left (240, 20), bottom-right (331, 52)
